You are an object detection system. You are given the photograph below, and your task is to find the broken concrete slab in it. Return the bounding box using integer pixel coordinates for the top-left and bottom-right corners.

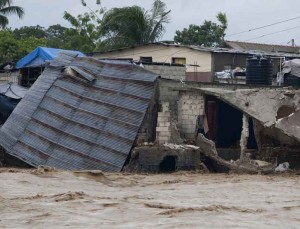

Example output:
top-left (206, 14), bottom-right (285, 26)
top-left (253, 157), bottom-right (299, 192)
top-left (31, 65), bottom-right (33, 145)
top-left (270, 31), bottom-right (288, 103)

top-left (195, 135), bottom-right (274, 174)
top-left (193, 87), bottom-right (300, 142)
top-left (275, 108), bottom-right (300, 141)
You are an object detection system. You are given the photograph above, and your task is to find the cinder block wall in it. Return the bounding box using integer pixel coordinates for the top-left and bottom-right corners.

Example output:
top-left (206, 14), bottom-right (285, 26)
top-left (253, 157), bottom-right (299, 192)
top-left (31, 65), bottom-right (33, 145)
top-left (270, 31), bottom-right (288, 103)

top-left (156, 102), bottom-right (171, 144)
top-left (136, 146), bottom-right (202, 172)
top-left (157, 79), bottom-right (269, 141)
top-left (0, 72), bottom-right (18, 84)
top-left (158, 80), bottom-right (182, 121)
top-left (178, 91), bottom-right (205, 140)
top-left (144, 65), bottom-right (186, 81)
top-left (157, 80), bottom-right (205, 141)
top-left (155, 79), bottom-right (272, 143)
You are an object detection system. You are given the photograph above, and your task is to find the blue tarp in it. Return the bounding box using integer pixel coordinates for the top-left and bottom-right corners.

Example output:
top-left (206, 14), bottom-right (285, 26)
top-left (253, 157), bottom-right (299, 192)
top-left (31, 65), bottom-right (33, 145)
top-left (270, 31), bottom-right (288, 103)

top-left (16, 47), bottom-right (85, 69)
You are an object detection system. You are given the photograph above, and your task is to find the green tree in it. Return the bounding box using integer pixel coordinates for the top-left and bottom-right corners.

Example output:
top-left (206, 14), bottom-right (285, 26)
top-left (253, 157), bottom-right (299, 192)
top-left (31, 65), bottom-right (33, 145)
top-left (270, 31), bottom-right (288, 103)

top-left (0, 30), bottom-right (47, 63)
top-left (63, 10), bottom-right (102, 53)
top-left (46, 24), bottom-right (68, 49)
top-left (0, 30), bottom-right (19, 62)
top-left (13, 25), bottom-right (47, 39)
top-left (46, 24), bottom-right (67, 38)
top-left (174, 12), bottom-right (228, 47)
top-left (13, 24), bottom-right (68, 49)
top-left (18, 36), bottom-right (47, 55)
top-left (0, 0), bottom-right (24, 29)
top-left (99, 0), bottom-right (171, 50)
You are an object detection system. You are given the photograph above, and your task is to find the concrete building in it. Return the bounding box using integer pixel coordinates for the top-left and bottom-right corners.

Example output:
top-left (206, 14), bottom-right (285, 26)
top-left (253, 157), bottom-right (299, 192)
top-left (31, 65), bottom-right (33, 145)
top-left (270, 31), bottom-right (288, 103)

top-left (91, 42), bottom-right (300, 83)
top-left (92, 43), bottom-right (213, 82)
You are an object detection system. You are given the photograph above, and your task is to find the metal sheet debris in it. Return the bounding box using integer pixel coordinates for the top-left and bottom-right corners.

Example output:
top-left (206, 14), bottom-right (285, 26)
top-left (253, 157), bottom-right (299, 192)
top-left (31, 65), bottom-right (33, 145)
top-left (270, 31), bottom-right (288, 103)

top-left (0, 54), bottom-right (158, 171)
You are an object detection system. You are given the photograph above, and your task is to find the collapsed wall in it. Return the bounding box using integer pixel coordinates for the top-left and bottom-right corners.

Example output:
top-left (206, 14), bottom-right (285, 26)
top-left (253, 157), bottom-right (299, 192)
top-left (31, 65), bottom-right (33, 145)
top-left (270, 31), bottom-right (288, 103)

top-left (125, 145), bottom-right (202, 173)
top-left (147, 78), bottom-right (300, 171)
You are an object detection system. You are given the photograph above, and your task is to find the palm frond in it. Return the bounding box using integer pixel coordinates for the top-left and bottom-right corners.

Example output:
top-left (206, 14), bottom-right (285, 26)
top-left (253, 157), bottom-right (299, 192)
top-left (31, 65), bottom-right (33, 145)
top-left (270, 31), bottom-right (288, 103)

top-left (0, 5), bottom-right (24, 18)
top-left (0, 14), bottom-right (9, 29)
top-left (0, 0), bottom-right (12, 9)
top-left (148, 0), bottom-right (171, 42)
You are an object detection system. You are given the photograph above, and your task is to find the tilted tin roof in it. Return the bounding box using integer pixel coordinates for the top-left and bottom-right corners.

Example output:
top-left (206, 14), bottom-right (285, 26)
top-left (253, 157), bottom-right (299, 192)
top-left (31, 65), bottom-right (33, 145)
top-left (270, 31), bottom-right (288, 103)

top-left (0, 53), bottom-right (158, 171)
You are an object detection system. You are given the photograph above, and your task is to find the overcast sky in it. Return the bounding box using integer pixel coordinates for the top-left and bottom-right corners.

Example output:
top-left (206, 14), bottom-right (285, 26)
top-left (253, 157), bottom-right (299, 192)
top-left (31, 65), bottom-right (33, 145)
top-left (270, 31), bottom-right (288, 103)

top-left (7, 0), bottom-right (300, 46)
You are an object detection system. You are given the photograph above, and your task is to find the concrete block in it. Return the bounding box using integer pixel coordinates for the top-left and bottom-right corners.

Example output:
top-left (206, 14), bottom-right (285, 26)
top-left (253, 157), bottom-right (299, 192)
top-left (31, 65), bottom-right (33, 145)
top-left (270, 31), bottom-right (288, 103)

top-left (181, 110), bottom-right (188, 115)
top-left (161, 102), bottom-right (170, 112)
top-left (184, 110), bottom-right (193, 115)
top-left (158, 112), bottom-right (170, 117)
top-left (185, 100), bottom-right (192, 105)
top-left (158, 116), bottom-right (170, 122)
top-left (158, 131), bottom-right (171, 137)
top-left (191, 105), bottom-right (198, 110)
top-left (193, 110), bottom-right (200, 115)
top-left (181, 115), bottom-right (189, 120)
top-left (156, 126), bottom-right (170, 132)
top-left (187, 114), bottom-right (197, 120)
top-left (158, 136), bottom-right (170, 143)
top-left (181, 119), bottom-right (192, 125)
top-left (157, 122), bottom-right (171, 127)
top-left (182, 104), bottom-right (192, 110)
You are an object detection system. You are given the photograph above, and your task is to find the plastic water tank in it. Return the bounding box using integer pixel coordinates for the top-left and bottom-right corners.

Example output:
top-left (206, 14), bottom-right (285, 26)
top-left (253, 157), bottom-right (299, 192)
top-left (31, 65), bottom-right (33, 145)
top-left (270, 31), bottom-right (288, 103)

top-left (246, 56), bottom-right (273, 85)
top-left (284, 74), bottom-right (300, 87)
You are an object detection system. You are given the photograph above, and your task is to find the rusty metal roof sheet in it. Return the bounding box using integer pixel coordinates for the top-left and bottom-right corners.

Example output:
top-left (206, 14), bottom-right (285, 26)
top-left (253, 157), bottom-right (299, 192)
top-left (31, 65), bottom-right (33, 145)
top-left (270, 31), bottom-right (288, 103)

top-left (0, 54), bottom-right (158, 171)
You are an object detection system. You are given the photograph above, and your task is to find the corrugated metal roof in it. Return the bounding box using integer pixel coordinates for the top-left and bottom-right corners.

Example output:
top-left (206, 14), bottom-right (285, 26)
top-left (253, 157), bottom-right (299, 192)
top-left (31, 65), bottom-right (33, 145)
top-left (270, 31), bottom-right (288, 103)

top-left (0, 54), bottom-right (158, 171)
top-left (91, 42), bottom-right (300, 58)
top-left (225, 41), bottom-right (300, 54)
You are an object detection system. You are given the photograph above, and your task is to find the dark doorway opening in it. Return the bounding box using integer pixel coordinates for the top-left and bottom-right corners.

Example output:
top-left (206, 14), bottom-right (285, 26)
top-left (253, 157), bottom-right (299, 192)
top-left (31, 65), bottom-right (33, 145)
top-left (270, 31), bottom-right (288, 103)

top-left (205, 97), bottom-right (258, 150)
top-left (20, 67), bottom-right (44, 87)
top-left (247, 118), bottom-right (258, 149)
top-left (216, 100), bottom-right (243, 148)
top-left (159, 155), bottom-right (177, 172)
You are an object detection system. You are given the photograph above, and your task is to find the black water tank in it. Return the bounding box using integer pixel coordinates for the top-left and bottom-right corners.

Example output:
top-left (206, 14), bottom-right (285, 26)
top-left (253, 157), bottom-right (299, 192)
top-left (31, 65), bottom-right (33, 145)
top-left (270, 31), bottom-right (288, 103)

top-left (246, 56), bottom-right (273, 85)
top-left (284, 74), bottom-right (300, 87)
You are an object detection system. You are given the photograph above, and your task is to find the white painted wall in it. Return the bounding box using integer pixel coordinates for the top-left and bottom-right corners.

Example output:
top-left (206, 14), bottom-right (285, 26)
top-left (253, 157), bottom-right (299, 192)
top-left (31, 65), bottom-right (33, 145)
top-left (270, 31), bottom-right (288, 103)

top-left (92, 44), bottom-right (212, 73)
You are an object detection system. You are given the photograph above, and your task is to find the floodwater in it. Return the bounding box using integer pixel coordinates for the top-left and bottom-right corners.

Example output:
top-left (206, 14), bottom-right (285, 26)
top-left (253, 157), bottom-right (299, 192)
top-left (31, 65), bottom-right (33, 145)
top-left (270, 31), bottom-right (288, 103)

top-left (0, 168), bottom-right (299, 228)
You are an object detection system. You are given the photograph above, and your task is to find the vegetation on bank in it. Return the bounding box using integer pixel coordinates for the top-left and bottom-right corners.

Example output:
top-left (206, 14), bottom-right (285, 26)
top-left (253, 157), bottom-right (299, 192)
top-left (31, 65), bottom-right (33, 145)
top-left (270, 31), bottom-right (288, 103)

top-left (0, 0), bottom-right (227, 63)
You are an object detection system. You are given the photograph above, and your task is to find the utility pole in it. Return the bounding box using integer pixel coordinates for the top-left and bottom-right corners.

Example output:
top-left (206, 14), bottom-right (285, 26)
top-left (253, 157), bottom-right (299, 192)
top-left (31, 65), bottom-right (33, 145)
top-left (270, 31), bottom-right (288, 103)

top-left (291, 39), bottom-right (295, 47)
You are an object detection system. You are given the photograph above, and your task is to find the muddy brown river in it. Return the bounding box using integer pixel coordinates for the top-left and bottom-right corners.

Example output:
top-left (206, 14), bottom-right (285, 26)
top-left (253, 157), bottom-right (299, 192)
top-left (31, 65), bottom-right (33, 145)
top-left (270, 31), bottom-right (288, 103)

top-left (0, 168), bottom-right (299, 228)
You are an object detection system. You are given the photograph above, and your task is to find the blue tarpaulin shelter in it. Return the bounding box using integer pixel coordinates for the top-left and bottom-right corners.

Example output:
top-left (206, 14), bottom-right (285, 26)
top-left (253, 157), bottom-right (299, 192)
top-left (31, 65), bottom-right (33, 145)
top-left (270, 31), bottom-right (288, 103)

top-left (16, 47), bottom-right (85, 69)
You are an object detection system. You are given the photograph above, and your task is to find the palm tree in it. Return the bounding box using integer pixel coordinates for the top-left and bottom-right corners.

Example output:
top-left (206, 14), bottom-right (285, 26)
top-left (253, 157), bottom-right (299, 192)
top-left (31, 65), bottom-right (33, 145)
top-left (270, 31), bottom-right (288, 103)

top-left (99, 0), bottom-right (170, 50)
top-left (0, 0), bottom-right (24, 29)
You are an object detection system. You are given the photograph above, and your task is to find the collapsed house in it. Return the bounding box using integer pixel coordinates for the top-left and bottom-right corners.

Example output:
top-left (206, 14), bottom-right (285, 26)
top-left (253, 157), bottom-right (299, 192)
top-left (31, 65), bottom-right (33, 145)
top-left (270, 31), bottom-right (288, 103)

top-left (0, 53), bottom-right (158, 171)
top-left (0, 50), bottom-right (299, 173)
top-left (189, 87), bottom-right (300, 169)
